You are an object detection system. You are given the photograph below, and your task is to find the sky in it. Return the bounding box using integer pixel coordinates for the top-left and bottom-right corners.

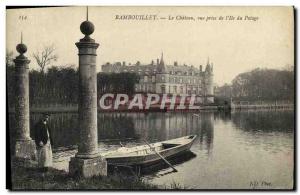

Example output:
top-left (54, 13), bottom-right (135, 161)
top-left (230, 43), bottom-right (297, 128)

top-left (6, 6), bottom-right (294, 85)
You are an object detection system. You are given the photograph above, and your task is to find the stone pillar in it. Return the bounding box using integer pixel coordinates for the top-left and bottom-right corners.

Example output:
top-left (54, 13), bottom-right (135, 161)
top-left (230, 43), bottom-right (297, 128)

top-left (69, 16), bottom-right (107, 177)
top-left (13, 40), bottom-right (36, 160)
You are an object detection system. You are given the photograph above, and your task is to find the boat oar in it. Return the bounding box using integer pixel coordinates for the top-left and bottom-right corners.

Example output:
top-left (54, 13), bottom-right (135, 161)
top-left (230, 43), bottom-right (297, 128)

top-left (193, 114), bottom-right (200, 117)
top-left (143, 140), bottom-right (178, 172)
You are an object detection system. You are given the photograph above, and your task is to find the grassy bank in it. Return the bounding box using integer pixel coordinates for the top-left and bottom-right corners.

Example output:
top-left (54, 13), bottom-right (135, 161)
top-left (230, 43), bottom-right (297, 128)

top-left (10, 163), bottom-right (160, 190)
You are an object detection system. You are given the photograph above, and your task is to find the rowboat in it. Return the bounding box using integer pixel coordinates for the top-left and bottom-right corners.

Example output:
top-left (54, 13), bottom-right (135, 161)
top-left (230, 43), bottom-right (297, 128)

top-left (102, 135), bottom-right (197, 166)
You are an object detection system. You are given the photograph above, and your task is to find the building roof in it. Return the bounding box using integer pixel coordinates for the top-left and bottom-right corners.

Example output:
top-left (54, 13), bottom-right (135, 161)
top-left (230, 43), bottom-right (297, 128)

top-left (102, 55), bottom-right (213, 76)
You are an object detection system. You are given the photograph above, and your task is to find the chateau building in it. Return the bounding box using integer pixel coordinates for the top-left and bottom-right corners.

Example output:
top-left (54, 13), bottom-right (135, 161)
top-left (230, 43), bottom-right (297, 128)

top-left (101, 53), bottom-right (214, 103)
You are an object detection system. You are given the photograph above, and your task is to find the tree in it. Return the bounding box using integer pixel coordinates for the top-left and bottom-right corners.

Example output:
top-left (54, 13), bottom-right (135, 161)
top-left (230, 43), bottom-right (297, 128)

top-left (6, 50), bottom-right (15, 107)
top-left (97, 72), bottom-right (140, 96)
top-left (6, 50), bottom-right (14, 67)
top-left (231, 68), bottom-right (294, 102)
top-left (32, 44), bottom-right (58, 73)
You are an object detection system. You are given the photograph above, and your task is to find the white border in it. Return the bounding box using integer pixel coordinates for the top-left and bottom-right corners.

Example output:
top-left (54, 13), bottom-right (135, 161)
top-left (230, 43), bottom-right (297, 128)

top-left (1, 0), bottom-right (298, 195)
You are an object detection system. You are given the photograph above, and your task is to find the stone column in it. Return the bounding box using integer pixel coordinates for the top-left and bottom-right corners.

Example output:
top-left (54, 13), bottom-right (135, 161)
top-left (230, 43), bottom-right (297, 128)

top-left (13, 40), bottom-right (36, 160)
top-left (69, 17), bottom-right (107, 177)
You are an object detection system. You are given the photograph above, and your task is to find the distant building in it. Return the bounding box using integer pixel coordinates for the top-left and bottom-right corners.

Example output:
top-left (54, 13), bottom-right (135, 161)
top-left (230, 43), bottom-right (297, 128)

top-left (102, 53), bottom-right (214, 103)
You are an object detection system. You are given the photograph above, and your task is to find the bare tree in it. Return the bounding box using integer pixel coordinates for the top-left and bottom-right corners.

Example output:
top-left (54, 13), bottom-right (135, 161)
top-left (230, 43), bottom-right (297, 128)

top-left (32, 44), bottom-right (58, 73)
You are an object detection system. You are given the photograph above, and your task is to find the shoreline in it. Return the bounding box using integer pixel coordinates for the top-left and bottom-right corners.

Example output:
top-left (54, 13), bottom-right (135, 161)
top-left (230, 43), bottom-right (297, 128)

top-left (7, 104), bottom-right (294, 114)
top-left (9, 160), bottom-right (186, 190)
top-left (9, 161), bottom-right (158, 190)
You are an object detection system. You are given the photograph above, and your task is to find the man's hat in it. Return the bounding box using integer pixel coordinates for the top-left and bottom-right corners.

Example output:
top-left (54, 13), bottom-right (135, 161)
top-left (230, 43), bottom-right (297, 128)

top-left (42, 113), bottom-right (50, 117)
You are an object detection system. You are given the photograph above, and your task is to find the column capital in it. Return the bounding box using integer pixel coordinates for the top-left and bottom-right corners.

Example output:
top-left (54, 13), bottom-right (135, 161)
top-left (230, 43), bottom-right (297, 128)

top-left (14, 55), bottom-right (30, 68)
top-left (76, 40), bottom-right (99, 56)
top-left (75, 41), bottom-right (99, 49)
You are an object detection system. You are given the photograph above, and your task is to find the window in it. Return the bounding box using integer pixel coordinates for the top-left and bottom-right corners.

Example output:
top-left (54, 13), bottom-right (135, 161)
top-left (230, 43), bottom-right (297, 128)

top-left (152, 76), bottom-right (155, 82)
top-left (161, 85), bottom-right (166, 93)
top-left (180, 86), bottom-right (184, 93)
top-left (144, 75), bottom-right (148, 82)
top-left (198, 88), bottom-right (201, 94)
top-left (174, 86), bottom-right (177, 93)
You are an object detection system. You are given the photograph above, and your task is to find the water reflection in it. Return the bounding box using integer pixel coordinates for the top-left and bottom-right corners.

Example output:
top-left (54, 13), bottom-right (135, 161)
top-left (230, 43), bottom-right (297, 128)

top-left (8, 110), bottom-right (293, 152)
top-left (8, 109), bottom-right (294, 188)
top-left (231, 110), bottom-right (294, 133)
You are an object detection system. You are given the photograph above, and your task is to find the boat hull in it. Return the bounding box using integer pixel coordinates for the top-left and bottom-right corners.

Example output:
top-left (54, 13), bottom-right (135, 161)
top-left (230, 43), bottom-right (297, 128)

top-left (104, 135), bottom-right (197, 166)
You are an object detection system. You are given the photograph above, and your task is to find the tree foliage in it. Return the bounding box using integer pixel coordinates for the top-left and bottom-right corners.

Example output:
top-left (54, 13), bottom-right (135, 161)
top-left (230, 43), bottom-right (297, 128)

top-left (7, 63), bottom-right (140, 107)
top-left (97, 72), bottom-right (140, 96)
top-left (6, 50), bottom-right (15, 107)
top-left (28, 65), bottom-right (79, 106)
top-left (231, 68), bottom-right (294, 101)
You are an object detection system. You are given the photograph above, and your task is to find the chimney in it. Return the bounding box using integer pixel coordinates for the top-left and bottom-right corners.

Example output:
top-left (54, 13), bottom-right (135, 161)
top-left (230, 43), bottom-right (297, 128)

top-left (122, 61), bottom-right (126, 66)
top-left (151, 60), bottom-right (154, 65)
top-left (174, 61), bottom-right (178, 66)
top-left (199, 65), bottom-right (203, 72)
top-left (157, 58), bottom-right (159, 65)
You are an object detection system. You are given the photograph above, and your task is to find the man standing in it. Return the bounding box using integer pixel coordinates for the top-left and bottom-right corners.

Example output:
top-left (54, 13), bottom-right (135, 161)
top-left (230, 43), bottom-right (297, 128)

top-left (34, 113), bottom-right (53, 172)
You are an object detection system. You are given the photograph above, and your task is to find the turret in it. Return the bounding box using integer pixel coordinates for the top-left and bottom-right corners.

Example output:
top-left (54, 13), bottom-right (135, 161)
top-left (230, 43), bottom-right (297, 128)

top-left (157, 52), bottom-right (166, 73)
top-left (205, 57), bottom-right (213, 74)
top-left (155, 52), bottom-right (169, 94)
top-left (199, 65), bottom-right (203, 72)
top-left (204, 57), bottom-right (214, 103)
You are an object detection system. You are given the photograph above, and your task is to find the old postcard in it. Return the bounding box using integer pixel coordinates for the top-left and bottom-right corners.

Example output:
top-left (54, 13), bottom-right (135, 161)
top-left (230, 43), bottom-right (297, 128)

top-left (6, 6), bottom-right (294, 190)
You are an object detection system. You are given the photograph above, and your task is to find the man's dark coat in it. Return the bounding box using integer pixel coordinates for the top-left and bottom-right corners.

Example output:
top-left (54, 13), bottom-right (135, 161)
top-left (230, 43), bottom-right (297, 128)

top-left (34, 120), bottom-right (53, 146)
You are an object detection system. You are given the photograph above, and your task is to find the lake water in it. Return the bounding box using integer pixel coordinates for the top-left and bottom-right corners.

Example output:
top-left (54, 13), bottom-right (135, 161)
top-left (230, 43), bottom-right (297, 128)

top-left (9, 109), bottom-right (294, 189)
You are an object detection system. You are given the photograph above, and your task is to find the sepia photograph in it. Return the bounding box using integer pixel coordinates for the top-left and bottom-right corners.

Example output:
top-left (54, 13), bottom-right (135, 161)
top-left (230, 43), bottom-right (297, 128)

top-left (5, 6), bottom-right (295, 190)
